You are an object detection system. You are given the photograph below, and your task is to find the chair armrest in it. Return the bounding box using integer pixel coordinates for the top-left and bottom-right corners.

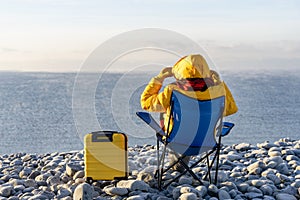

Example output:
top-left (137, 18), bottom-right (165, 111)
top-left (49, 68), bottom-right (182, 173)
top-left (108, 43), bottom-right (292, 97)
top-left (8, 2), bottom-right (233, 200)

top-left (221, 122), bottom-right (235, 137)
top-left (136, 112), bottom-right (166, 137)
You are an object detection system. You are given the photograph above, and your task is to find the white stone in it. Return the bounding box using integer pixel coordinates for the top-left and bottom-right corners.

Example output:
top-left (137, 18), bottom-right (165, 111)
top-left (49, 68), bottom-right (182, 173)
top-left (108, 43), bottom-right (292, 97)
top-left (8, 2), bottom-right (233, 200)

top-left (179, 192), bottom-right (197, 200)
top-left (73, 170), bottom-right (85, 180)
top-left (104, 186), bottom-right (128, 196)
top-left (207, 184), bottom-right (218, 196)
top-left (180, 186), bottom-right (200, 196)
top-left (268, 151), bottom-right (282, 157)
top-left (235, 143), bottom-right (252, 151)
top-left (117, 180), bottom-right (150, 192)
top-left (247, 161), bottom-right (265, 172)
top-left (250, 179), bottom-right (265, 187)
top-left (73, 183), bottom-right (93, 200)
top-left (195, 185), bottom-right (207, 197)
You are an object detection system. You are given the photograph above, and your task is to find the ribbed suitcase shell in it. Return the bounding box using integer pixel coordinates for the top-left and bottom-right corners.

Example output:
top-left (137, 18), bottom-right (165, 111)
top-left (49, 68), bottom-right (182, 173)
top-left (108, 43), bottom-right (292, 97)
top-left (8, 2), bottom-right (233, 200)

top-left (84, 131), bottom-right (128, 181)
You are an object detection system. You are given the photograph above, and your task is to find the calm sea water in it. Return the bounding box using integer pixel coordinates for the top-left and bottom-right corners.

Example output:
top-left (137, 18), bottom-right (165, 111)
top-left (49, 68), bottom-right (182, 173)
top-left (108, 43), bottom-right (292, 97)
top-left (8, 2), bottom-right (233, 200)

top-left (0, 70), bottom-right (299, 154)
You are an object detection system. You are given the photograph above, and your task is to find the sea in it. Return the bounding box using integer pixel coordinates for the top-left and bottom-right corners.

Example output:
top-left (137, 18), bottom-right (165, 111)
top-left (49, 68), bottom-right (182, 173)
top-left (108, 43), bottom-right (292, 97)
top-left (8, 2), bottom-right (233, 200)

top-left (0, 70), bottom-right (299, 154)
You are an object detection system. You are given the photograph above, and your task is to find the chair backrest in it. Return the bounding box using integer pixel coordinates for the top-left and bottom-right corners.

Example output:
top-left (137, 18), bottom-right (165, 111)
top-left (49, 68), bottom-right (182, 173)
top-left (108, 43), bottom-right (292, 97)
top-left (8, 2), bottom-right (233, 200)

top-left (167, 90), bottom-right (225, 156)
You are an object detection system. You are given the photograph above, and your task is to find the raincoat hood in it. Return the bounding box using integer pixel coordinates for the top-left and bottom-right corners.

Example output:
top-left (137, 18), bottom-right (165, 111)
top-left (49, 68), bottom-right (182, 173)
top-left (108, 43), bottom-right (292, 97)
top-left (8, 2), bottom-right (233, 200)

top-left (172, 54), bottom-right (211, 80)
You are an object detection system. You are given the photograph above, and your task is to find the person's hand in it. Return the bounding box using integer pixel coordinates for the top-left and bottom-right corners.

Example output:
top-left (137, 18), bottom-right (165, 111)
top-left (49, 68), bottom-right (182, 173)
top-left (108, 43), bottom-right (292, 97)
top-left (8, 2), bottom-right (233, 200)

top-left (155, 67), bottom-right (173, 82)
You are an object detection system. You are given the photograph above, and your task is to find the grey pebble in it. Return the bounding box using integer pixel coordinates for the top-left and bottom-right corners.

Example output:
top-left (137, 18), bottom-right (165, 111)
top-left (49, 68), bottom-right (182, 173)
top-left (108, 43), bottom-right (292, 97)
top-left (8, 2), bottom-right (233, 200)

top-left (237, 183), bottom-right (249, 193)
top-left (207, 184), bottom-right (218, 197)
top-left (28, 194), bottom-right (48, 200)
top-left (218, 189), bottom-right (231, 200)
top-left (28, 171), bottom-right (41, 180)
top-left (244, 192), bottom-right (263, 199)
top-left (0, 185), bottom-right (13, 197)
top-left (260, 185), bottom-right (273, 195)
top-left (275, 193), bottom-right (297, 200)
top-left (276, 163), bottom-right (290, 175)
top-left (66, 163), bottom-right (82, 177)
top-left (178, 176), bottom-right (193, 185)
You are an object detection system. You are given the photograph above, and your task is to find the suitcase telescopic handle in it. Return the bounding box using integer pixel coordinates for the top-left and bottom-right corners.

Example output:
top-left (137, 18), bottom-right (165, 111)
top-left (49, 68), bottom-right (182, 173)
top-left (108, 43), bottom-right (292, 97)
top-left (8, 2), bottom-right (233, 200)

top-left (91, 132), bottom-right (113, 142)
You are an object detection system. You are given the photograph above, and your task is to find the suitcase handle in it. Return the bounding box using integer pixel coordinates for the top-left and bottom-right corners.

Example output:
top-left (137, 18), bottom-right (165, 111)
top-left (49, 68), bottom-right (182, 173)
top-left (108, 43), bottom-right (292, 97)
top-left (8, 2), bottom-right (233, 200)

top-left (92, 132), bottom-right (113, 142)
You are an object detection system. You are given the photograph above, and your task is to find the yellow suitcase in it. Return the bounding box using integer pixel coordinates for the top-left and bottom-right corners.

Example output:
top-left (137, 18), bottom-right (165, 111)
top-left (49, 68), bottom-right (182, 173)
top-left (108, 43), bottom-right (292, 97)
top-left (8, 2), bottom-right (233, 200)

top-left (84, 131), bottom-right (128, 182)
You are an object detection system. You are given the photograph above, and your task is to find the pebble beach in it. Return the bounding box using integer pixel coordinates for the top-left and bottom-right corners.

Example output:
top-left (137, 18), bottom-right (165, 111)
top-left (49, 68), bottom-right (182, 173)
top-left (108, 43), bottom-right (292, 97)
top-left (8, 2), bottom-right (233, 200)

top-left (0, 138), bottom-right (300, 200)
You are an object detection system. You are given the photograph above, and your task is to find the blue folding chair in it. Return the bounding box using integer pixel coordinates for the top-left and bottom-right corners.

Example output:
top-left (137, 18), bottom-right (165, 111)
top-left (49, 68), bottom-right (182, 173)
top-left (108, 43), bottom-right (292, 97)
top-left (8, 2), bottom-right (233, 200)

top-left (136, 90), bottom-right (234, 189)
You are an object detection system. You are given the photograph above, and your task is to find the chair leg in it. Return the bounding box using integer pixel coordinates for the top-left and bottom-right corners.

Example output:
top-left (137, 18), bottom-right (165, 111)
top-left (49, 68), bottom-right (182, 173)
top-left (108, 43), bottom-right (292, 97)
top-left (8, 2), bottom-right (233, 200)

top-left (204, 147), bottom-right (218, 181)
top-left (180, 160), bottom-right (203, 184)
top-left (206, 154), bottom-right (212, 183)
top-left (214, 143), bottom-right (221, 185)
top-left (155, 138), bottom-right (160, 180)
top-left (158, 145), bottom-right (167, 190)
top-left (214, 135), bottom-right (222, 185)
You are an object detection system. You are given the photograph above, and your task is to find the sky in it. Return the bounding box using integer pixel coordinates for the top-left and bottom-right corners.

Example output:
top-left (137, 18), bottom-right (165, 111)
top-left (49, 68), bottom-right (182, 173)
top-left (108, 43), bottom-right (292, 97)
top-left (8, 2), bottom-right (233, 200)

top-left (0, 0), bottom-right (300, 72)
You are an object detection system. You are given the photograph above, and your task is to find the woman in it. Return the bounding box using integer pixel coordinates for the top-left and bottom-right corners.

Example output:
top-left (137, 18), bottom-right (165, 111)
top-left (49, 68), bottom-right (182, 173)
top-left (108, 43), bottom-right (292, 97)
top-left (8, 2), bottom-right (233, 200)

top-left (140, 54), bottom-right (238, 171)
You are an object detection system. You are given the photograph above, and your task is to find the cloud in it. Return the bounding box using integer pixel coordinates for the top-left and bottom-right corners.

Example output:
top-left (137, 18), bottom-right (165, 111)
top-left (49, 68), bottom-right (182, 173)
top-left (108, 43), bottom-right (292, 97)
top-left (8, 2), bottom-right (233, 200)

top-left (200, 40), bottom-right (300, 70)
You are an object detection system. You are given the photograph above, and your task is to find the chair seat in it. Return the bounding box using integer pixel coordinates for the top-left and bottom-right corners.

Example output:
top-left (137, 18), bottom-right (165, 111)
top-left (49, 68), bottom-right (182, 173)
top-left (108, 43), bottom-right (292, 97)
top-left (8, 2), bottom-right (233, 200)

top-left (168, 142), bottom-right (217, 156)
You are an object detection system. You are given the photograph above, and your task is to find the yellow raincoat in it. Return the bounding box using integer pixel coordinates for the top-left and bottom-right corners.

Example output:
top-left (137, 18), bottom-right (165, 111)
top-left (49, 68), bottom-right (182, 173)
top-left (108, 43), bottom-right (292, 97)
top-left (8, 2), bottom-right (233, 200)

top-left (140, 54), bottom-right (238, 130)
